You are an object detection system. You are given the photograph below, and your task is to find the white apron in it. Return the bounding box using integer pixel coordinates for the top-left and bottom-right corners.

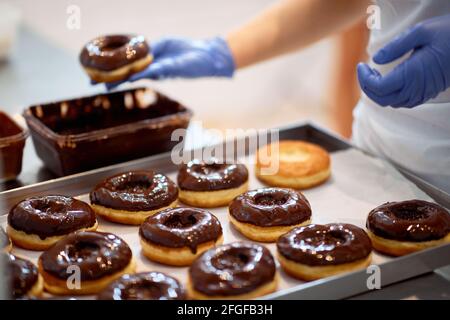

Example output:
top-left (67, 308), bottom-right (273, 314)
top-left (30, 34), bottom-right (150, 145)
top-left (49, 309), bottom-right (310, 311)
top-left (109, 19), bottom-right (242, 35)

top-left (352, 0), bottom-right (450, 192)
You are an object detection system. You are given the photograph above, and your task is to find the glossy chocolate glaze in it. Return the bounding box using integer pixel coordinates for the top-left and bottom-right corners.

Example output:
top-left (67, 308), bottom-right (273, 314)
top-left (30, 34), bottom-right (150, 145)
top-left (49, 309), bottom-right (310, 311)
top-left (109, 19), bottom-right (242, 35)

top-left (8, 195), bottom-right (97, 240)
top-left (39, 231), bottom-right (132, 281)
top-left (79, 35), bottom-right (150, 71)
top-left (90, 171), bottom-right (178, 211)
top-left (140, 207), bottom-right (222, 253)
top-left (1, 227), bottom-right (11, 250)
top-left (189, 242), bottom-right (276, 296)
top-left (3, 254), bottom-right (39, 299)
top-left (177, 160), bottom-right (248, 191)
top-left (97, 272), bottom-right (186, 300)
top-left (277, 224), bottom-right (372, 266)
top-left (366, 200), bottom-right (450, 242)
top-left (229, 187), bottom-right (311, 227)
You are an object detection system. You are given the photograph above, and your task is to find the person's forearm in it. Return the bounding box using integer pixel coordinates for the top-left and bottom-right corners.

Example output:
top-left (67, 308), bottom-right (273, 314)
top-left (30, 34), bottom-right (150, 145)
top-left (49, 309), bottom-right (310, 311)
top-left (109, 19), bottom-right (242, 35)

top-left (227, 0), bottom-right (370, 69)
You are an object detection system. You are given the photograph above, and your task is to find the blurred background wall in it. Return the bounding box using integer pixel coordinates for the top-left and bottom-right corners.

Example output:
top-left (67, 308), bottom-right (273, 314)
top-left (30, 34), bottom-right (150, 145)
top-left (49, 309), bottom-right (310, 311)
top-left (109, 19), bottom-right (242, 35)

top-left (3, 0), bottom-right (368, 137)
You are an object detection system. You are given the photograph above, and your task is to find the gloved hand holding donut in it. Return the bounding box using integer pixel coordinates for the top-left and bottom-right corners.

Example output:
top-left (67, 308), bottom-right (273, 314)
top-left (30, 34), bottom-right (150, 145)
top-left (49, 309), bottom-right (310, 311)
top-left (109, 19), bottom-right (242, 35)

top-left (104, 36), bottom-right (235, 90)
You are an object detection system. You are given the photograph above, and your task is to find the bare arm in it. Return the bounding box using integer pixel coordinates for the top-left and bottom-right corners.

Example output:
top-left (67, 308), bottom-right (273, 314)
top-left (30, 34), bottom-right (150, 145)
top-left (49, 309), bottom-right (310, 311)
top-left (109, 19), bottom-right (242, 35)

top-left (227, 0), bottom-right (370, 69)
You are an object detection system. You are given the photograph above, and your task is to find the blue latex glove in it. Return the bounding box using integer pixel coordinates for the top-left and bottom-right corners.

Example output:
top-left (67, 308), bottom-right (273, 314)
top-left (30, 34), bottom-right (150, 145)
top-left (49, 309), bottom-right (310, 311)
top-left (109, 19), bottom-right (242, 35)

top-left (357, 14), bottom-right (450, 108)
top-left (104, 36), bottom-right (235, 90)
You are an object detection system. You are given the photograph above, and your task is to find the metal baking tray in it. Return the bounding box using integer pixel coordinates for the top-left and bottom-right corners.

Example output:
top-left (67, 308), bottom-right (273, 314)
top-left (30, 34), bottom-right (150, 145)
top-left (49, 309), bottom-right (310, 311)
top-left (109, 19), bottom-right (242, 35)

top-left (1, 121), bottom-right (449, 300)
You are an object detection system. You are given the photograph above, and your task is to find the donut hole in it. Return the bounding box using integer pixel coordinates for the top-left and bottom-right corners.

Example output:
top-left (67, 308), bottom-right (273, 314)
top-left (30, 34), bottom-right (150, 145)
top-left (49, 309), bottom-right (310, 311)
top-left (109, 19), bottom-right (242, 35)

top-left (254, 193), bottom-right (289, 206)
top-left (101, 38), bottom-right (127, 52)
top-left (192, 163), bottom-right (227, 175)
top-left (122, 282), bottom-right (167, 300)
top-left (32, 199), bottom-right (67, 215)
top-left (67, 242), bottom-right (101, 261)
top-left (212, 249), bottom-right (250, 271)
top-left (115, 177), bottom-right (153, 193)
top-left (391, 204), bottom-right (430, 220)
top-left (326, 230), bottom-right (348, 244)
top-left (163, 213), bottom-right (198, 229)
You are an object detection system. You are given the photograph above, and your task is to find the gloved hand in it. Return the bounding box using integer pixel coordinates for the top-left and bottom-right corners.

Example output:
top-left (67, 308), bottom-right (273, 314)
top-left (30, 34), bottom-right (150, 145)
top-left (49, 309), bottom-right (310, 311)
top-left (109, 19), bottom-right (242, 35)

top-left (105, 36), bottom-right (235, 90)
top-left (357, 14), bottom-right (450, 108)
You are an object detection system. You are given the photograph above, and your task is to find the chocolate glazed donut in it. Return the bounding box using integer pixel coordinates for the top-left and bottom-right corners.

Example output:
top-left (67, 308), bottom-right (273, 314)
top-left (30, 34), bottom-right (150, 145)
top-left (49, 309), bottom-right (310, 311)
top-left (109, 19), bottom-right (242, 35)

top-left (188, 242), bottom-right (276, 299)
top-left (80, 35), bottom-right (150, 71)
top-left (367, 200), bottom-right (450, 242)
top-left (277, 224), bottom-right (372, 266)
top-left (178, 160), bottom-right (248, 191)
top-left (8, 196), bottom-right (97, 240)
top-left (366, 200), bottom-right (450, 256)
top-left (90, 171), bottom-right (178, 211)
top-left (140, 207), bottom-right (222, 254)
top-left (40, 231), bottom-right (132, 281)
top-left (230, 188), bottom-right (311, 227)
top-left (97, 272), bottom-right (186, 300)
top-left (3, 254), bottom-right (42, 299)
top-left (229, 187), bottom-right (312, 242)
top-left (277, 224), bottom-right (372, 281)
top-left (177, 159), bottom-right (249, 208)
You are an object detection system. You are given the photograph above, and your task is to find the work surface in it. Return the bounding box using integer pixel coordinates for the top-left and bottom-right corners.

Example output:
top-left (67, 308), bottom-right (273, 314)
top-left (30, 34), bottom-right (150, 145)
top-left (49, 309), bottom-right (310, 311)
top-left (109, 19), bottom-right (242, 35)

top-left (0, 27), bottom-right (449, 300)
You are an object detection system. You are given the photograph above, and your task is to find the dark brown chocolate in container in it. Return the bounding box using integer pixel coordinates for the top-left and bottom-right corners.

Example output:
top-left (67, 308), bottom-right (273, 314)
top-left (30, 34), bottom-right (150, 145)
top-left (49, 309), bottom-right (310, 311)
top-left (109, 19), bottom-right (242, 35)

top-left (177, 160), bottom-right (248, 191)
top-left (23, 87), bottom-right (192, 176)
top-left (189, 242), bottom-right (276, 296)
top-left (8, 195), bottom-right (97, 240)
top-left (229, 187), bottom-right (311, 227)
top-left (139, 207), bottom-right (222, 253)
top-left (367, 200), bottom-right (450, 242)
top-left (97, 272), bottom-right (186, 300)
top-left (0, 111), bottom-right (28, 182)
top-left (39, 231), bottom-right (132, 281)
top-left (277, 224), bottom-right (372, 266)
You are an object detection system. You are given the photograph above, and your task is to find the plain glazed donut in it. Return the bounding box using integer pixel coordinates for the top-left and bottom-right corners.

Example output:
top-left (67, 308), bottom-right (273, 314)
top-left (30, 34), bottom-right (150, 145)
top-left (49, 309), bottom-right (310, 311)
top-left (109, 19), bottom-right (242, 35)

top-left (277, 224), bottom-right (372, 281)
top-left (229, 187), bottom-right (312, 242)
top-left (97, 272), bottom-right (186, 300)
top-left (38, 231), bottom-right (136, 295)
top-left (139, 207), bottom-right (223, 266)
top-left (177, 159), bottom-right (249, 208)
top-left (188, 242), bottom-right (277, 299)
top-left (79, 34), bottom-right (153, 83)
top-left (90, 170), bottom-right (178, 225)
top-left (255, 140), bottom-right (331, 189)
top-left (366, 200), bottom-right (450, 256)
top-left (7, 195), bottom-right (98, 250)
